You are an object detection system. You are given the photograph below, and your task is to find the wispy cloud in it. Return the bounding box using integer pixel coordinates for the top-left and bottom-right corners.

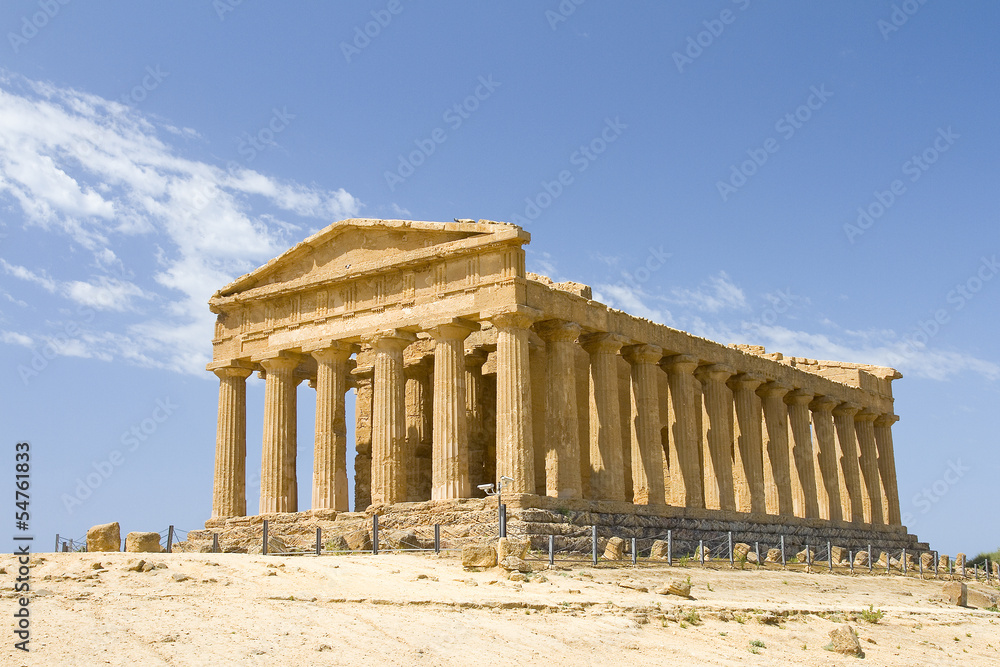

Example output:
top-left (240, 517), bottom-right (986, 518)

top-left (666, 271), bottom-right (747, 313)
top-left (0, 71), bottom-right (361, 374)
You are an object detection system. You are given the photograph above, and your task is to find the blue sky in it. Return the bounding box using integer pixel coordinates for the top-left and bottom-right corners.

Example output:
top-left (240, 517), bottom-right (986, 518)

top-left (1, 1), bottom-right (996, 556)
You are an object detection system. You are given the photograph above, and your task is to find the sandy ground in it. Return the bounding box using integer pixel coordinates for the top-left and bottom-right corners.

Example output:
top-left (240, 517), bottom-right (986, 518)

top-left (3, 550), bottom-right (999, 666)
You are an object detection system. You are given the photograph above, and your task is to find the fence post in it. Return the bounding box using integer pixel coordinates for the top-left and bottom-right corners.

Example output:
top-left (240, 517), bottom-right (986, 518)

top-left (631, 537), bottom-right (637, 566)
top-left (919, 555), bottom-right (923, 579)
top-left (63, 543), bottom-right (69, 552)
top-left (780, 535), bottom-right (786, 568)
top-left (728, 531), bottom-right (734, 567)
top-left (315, 527), bottom-right (322, 556)
top-left (755, 542), bottom-right (760, 569)
top-left (699, 539), bottom-right (705, 567)
top-left (828, 541), bottom-right (833, 572)
top-left (850, 551), bottom-right (854, 574)
top-left (934, 551), bottom-right (939, 579)
top-left (868, 543), bottom-right (873, 573)
top-left (549, 535), bottom-right (554, 566)
top-left (667, 530), bottom-right (672, 567)
top-left (886, 550), bottom-right (890, 575)
top-left (902, 548), bottom-right (907, 576)
top-left (55, 534), bottom-right (60, 553)
top-left (499, 503), bottom-right (507, 539)
top-left (592, 526), bottom-right (598, 566)
top-left (263, 520), bottom-right (269, 556)
top-left (806, 543), bottom-right (811, 569)
top-left (167, 525), bottom-right (174, 554)
top-left (434, 524), bottom-right (440, 554)
top-left (212, 533), bottom-right (219, 554)
top-left (372, 514), bottom-right (379, 555)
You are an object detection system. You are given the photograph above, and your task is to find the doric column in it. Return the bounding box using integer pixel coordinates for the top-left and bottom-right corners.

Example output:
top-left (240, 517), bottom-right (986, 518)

top-left (833, 402), bottom-right (864, 523)
top-left (785, 389), bottom-right (819, 519)
top-left (874, 414), bottom-right (901, 525)
top-left (465, 348), bottom-right (489, 494)
top-left (369, 330), bottom-right (415, 505)
top-left (212, 365), bottom-right (252, 518)
top-left (404, 356), bottom-right (432, 502)
top-left (580, 333), bottom-right (627, 502)
top-left (661, 354), bottom-right (703, 508)
top-left (727, 372), bottom-right (765, 514)
top-left (311, 343), bottom-right (353, 511)
top-left (809, 396), bottom-right (841, 522)
top-left (855, 409), bottom-right (885, 525)
top-left (757, 381), bottom-right (792, 516)
top-left (427, 319), bottom-right (478, 500)
top-left (259, 355), bottom-right (299, 514)
top-left (536, 319), bottom-right (583, 499)
top-left (353, 369), bottom-right (373, 511)
top-left (491, 310), bottom-right (538, 495)
top-left (622, 344), bottom-right (666, 505)
top-left (696, 364), bottom-right (736, 511)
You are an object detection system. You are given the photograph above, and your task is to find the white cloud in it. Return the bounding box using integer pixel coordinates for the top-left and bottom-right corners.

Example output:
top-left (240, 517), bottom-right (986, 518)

top-left (667, 271), bottom-right (747, 313)
top-left (0, 72), bottom-right (361, 374)
top-left (0, 330), bottom-right (32, 347)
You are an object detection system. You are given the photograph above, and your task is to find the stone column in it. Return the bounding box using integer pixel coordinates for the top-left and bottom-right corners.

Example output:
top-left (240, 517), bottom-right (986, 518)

top-left (728, 372), bottom-right (765, 515)
top-left (537, 320), bottom-right (583, 499)
top-left (758, 381), bottom-right (792, 516)
top-left (465, 348), bottom-right (489, 494)
top-left (580, 333), bottom-right (627, 502)
top-left (311, 343), bottom-right (352, 511)
top-left (874, 414), bottom-right (901, 525)
top-left (855, 409), bottom-right (885, 525)
top-left (369, 331), bottom-right (414, 505)
top-left (661, 354), bottom-right (703, 508)
top-left (785, 389), bottom-right (819, 519)
top-left (833, 402), bottom-right (864, 524)
top-left (259, 355), bottom-right (299, 514)
top-left (212, 365), bottom-right (252, 518)
top-left (404, 357), bottom-right (432, 502)
top-left (353, 370), bottom-right (373, 511)
top-left (623, 344), bottom-right (666, 505)
top-left (809, 396), bottom-right (841, 522)
top-left (697, 364), bottom-right (736, 512)
top-left (427, 320), bottom-right (477, 500)
top-left (492, 310), bottom-right (538, 495)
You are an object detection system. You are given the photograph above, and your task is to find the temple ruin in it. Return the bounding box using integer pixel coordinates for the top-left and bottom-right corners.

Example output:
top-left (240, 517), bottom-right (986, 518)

top-left (198, 218), bottom-right (926, 553)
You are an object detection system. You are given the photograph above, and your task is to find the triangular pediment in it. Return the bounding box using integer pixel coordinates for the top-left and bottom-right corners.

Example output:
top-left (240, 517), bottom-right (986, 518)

top-left (213, 218), bottom-right (526, 302)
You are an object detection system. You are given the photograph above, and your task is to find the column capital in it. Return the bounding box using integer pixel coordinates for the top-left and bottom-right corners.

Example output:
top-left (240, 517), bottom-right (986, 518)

top-left (309, 341), bottom-right (356, 364)
top-left (258, 354), bottom-right (300, 373)
top-left (364, 329), bottom-right (417, 350)
top-left (855, 409), bottom-right (879, 423)
top-left (488, 306), bottom-right (543, 331)
top-left (660, 353), bottom-right (699, 374)
top-left (213, 365), bottom-right (253, 381)
top-left (695, 363), bottom-right (735, 383)
top-left (622, 343), bottom-right (663, 365)
top-left (579, 331), bottom-right (628, 355)
top-left (832, 401), bottom-right (861, 417)
top-left (424, 317), bottom-right (480, 341)
top-left (783, 388), bottom-right (815, 406)
top-left (755, 379), bottom-right (790, 398)
top-left (726, 371), bottom-right (765, 392)
top-left (809, 395), bottom-right (839, 412)
top-left (874, 413), bottom-right (900, 427)
top-left (535, 318), bottom-right (582, 342)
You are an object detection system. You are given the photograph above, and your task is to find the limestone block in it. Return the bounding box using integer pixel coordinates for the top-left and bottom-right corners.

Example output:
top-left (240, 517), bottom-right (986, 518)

top-left (733, 542), bottom-right (751, 562)
top-left (462, 544), bottom-right (497, 569)
top-left (943, 582), bottom-right (967, 607)
top-left (383, 529), bottom-right (422, 550)
top-left (876, 552), bottom-right (889, 567)
top-left (87, 522), bottom-right (121, 553)
top-left (825, 625), bottom-right (864, 657)
top-left (124, 532), bottom-right (163, 553)
top-left (955, 553), bottom-right (967, 571)
top-left (795, 547), bottom-right (814, 564)
top-left (765, 548), bottom-right (782, 563)
top-left (746, 551), bottom-right (759, 564)
top-left (497, 536), bottom-right (530, 562)
top-left (993, 562), bottom-right (999, 579)
top-left (853, 550), bottom-right (870, 567)
top-left (937, 554), bottom-right (950, 572)
top-left (325, 535), bottom-right (350, 552)
top-left (249, 536), bottom-right (287, 555)
top-left (966, 589), bottom-right (998, 609)
top-left (655, 579), bottom-right (691, 598)
top-left (603, 536), bottom-right (626, 561)
top-left (830, 545), bottom-right (846, 565)
top-left (649, 539), bottom-right (669, 560)
top-left (694, 544), bottom-right (711, 561)
top-left (344, 530), bottom-right (372, 552)
top-left (500, 556), bottom-right (530, 572)
top-left (919, 552), bottom-right (935, 570)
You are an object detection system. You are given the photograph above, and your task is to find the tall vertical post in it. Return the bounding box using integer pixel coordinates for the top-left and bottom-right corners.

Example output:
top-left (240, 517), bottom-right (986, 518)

top-left (491, 309), bottom-right (539, 495)
top-left (537, 320), bottom-right (583, 499)
top-left (262, 519), bottom-right (269, 555)
top-left (697, 364), bottom-right (736, 511)
top-left (167, 525), bottom-right (174, 553)
top-left (369, 330), bottom-right (415, 505)
top-left (310, 343), bottom-right (353, 511)
top-left (662, 355), bottom-right (703, 508)
top-left (580, 333), bottom-right (627, 502)
top-left (212, 365), bottom-right (253, 518)
top-left (623, 344), bottom-right (666, 505)
top-left (592, 525), bottom-right (599, 566)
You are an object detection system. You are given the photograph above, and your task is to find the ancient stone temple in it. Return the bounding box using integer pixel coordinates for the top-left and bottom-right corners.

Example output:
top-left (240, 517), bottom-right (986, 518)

top-left (201, 218), bottom-right (924, 554)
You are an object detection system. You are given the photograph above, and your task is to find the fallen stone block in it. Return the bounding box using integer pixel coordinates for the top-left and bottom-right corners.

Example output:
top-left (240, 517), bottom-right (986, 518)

top-left (497, 536), bottom-right (530, 562)
top-left (649, 539), bottom-right (669, 560)
top-left (943, 582), bottom-right (967, 607)
top-left (765, 548), bottom-right (782, 563)
top-left (87, 522), bottom-right (121, 553)
top-left (462, 544), bottom-right (497, 570)
top-left (603, 536), bottom-right (626, 561)
top-left (124, 532), bottom-right (163, 553)
top-left (854, 550), bottom-right (870, 567)
top-left (966, 588), bottom-right (997, 609)
top-left (499, 556), bottom-right (530, 573)
top-left (825, 625), bottom-right (864, 657)
top-left (733, 542), bottom-right (751, 562)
